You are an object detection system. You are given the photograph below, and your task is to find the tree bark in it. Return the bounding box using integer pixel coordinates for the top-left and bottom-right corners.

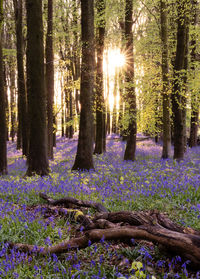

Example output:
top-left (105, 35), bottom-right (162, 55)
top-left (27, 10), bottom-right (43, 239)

top-left (0, 0), bottom-right (7, 175)
top-left (124, 0), bottom-right (137, 161)
top-left (171, 0), bottom-right (189, 160)
top-left (72, 0), bottom-right (95, 171)
top-left (13, 0), bottom-right (28, 156)
top-left (189, 0), bottom-right (199, 148)
top-left (46, 0), bottom-right (54, 159)
top-left (25, 0), bottom-right (49, 176)
top-left (160, 0), bottom-right (171, 159)
top-left (94, 0), bottom-right (106, 154)
top-left (9, 63), bottom-right (16, 142)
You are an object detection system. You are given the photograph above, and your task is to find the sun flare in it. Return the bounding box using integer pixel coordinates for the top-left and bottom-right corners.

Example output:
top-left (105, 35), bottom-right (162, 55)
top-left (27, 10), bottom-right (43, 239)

top-left (104, 48), bottom-right (126, 76)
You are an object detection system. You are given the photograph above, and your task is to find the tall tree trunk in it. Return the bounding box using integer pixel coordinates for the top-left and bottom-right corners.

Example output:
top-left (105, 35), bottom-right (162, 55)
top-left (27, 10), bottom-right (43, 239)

top-left (160, 0), bottom-right (171, 159)
top-left (53, 115), bottom-right (56, 147)
top-left (65, 81), bottom-right (69, 138)
top-left (94, 0), bottom-right (106, 154)
top-left (46, 0), bottom-right (54, 159)
top-left (0, 0), bottom-right (7, 174)
top-left (106, 51), bottom-right (110, 135)
top-left (26, 0), bottom-right (49, 176)
top-left (13, 0), bottom-right (28, 156)
top-left (72, 0), bottom-right (80, 116)
top-left (61, 78), bottom-right (65, 137)
top-left (183, 23), bottom-right (189, 152)
top-left (171, 0), bottom-right (189, 161)
top-left (69, 87), bottom-right (74, 139)
top-left (124, 0), bottom-right (137, 161)
top-left (189, 0), bottom-right (199, 148)
top-left (72, 0), bottom-right (95, 171)
top-left (112, 70), bottom-right (118, 134)
top-left (9, 64), bottom-right (16, 142)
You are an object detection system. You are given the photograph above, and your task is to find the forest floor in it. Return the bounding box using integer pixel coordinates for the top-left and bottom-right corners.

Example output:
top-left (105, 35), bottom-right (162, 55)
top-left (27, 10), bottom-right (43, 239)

top-left (0, 136), bottom-right (200, 278)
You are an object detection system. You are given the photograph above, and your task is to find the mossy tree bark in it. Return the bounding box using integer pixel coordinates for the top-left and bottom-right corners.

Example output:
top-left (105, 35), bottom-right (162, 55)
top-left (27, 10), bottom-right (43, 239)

top-left (46, 0), bottom-right (54, 159)
top-left (160, 0), bottom-right (171, 159)
top-left (124, 0), bottom-right (137, 161)
top-left (94, 0), bottom-right (106, 154)
top-left (0, 0), bottom-right (7, 175)
top-left (25, 0), bottom-right (49, 176)
top-left (72, 0), bottom-right (95, 171)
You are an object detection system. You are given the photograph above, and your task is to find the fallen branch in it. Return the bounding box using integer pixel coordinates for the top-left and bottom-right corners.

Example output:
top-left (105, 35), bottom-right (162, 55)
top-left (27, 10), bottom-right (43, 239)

top-left (9, 225), bottom-right (200, 266)
top-left (39, 192), bottom-right (108, 213)
top-left (9, 197), bottom-right (200, 268)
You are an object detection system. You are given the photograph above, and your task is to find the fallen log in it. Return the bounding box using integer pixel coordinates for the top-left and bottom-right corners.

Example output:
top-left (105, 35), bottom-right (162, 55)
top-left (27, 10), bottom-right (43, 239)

top-left (9, 224), bottom-right (200, 266)
top-left (39, 192), bottom-right (108, 213)
top-left (8, 197), bottom-right (200, 268)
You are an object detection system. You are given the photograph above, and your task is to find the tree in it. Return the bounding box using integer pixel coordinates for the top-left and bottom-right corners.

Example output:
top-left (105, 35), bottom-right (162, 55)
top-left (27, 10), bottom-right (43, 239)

top-left (26, 0), bottom-right (49, 176)
top-left (13, 0), bottom-right (28, 156)
top-left (189, 0), bottom-right (199, 148)
top-left (171, 0), bottom-right (189, 160)
top-left (72, 0), bottom-right (95, 171)
top-left (0, 0), bottom-right (7, 175)
top-left (46, 0), bottom-right (54, 159)
top-left (94, 0), bottom-right (106, 154)
top-left (124, 0), bottom-right (137, 161)
top-left (160, 0), bottom-right (171, 158)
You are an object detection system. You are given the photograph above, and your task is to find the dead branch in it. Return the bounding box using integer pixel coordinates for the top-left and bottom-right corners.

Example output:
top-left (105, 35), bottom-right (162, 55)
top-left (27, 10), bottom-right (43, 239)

top-left (39, 192), bottom-right (108, 213)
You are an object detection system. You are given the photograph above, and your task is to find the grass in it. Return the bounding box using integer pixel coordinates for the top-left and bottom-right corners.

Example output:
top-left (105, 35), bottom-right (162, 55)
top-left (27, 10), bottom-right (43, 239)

top-left (0, 136), bottom-right (200, 278)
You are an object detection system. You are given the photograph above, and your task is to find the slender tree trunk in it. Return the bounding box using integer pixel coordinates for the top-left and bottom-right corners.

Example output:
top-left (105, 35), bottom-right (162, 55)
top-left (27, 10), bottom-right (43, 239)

top-left (72, 0), bottom-right (95, 171)
top-left (189, 0), bottom-right (199, 148)
top-left (183, 23), bottom-right (189, 152)
top-left (160, 0), bottom-right (171, 159)
top-left (26, 0), bottom-right (49, 176)
top-left (112, 70), bottom-right (118, 134)
top-left (94, 0), bottom-right (105, 154)
top-left (171, 0), bottom-right (189, 161)
top-left (5, 76), bottom-right (9, 141)
top-left (72, 0), bottom-right (80, 116)
top-left (9, 65), bottom-right (16, 142)
top-left (65, 84), bottom-right (69, 138)
top-left (13, 0), bottom-right (28, 156)
top-left (124, 0), bottom-right (137, 161)
top-left (106, 52), bottom-right (110, 135)
top-left (53, 115), bottom-right (56, 147)
top-left (61, 78), bottom-right (65, 137)
top-left (46, 0), bottom-right (54, 159)
top-left (0, 0), bottom-right (7, 174)
top-left (69, 88), bottom-right (74, 139)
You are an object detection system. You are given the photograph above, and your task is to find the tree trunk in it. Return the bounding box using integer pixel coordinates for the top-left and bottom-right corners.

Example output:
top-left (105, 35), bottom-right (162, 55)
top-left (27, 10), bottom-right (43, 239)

top-left (25, 0), bottom-right (49, 176)
top-left (112, 69), bottom-right (118, 134)
top-left (189, 0), bottom-right (199, 148)
top-left (182, 23), bottom-right (189, 153)
top-left (46, 0), bottom-right (54, 159)
top-left (124, 0), bottom-right (137, 161)
top-left (0, 0), bottom-right (7, 175)
top-left (94, 0), bottom-right (106, 154)
top-left (72, 0), bottom-right (80, 116)
top-left (171, 0), bottom-right (189, 161)
top-left (72, 0), bottom-right (95, 171)
top-left (9, 64), bottom-right (16, 142)
top-left (160, 0), bottom-right (171, 159)
top-left (61, 78), bottom-right (65, 137)
top-left (13, 0), bottom-right (28, 156)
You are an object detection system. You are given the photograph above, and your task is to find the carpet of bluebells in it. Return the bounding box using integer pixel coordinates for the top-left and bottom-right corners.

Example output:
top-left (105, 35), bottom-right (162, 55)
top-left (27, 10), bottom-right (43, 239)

top-left (0, 135), bottom-right (200, 278)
